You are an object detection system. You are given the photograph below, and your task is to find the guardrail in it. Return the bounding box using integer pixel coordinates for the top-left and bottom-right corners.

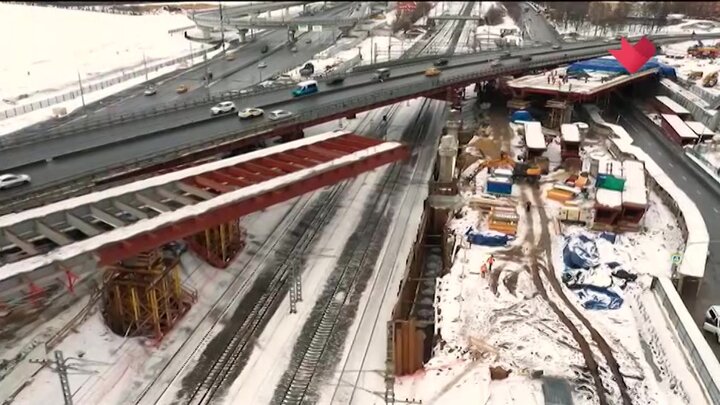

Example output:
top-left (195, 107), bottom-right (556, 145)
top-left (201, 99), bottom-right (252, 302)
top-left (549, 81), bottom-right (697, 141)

top-left (0, 42), bottom-right (222, 123)
top-left (3, 33), bottom-right (715, 155)
top-left (0, 53), bottom-right (613, 209)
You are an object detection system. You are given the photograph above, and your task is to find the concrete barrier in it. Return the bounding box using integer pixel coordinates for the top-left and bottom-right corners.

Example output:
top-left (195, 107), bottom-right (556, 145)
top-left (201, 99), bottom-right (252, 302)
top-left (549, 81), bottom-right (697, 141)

top-left (582, 104), bottom-right (720, 403)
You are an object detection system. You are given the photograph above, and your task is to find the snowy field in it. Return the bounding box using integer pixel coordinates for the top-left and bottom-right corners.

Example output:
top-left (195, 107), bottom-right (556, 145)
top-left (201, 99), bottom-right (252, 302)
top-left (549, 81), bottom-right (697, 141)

top-left (553, 17), bottom-right (720, 42)
top-left (0, 3), bottom-right (215, 109)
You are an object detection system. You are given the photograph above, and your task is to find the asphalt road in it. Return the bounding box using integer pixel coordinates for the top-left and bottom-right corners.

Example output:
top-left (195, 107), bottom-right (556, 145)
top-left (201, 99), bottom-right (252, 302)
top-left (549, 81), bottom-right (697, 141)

top-left (0, 34), bottom-right (714, 206)
top-left (620, 110), bottom-right (720, 357)
top-left (10, 3), bottom-right (354, 137)
top-left (3, 35), bottom-right (704, 173)
top-left (519, 2), bottom-right (562, 44)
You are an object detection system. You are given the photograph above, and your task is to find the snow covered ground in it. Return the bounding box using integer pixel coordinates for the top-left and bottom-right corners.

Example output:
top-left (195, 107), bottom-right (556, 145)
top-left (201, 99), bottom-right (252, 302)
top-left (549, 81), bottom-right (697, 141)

top-left (657, 40), bottom-right (720, 100)
top-left (0, 101), bottom-right (416, 405)
top-left (0, 3), bottom-right (214, 110)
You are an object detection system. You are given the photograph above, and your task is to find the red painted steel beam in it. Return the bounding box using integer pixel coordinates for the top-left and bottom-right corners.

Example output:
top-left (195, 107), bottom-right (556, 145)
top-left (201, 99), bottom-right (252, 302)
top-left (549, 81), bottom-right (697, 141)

top-left (319, 139), bottom-right (361, 154)
top-left (274, 152), bottom-right (315, 168)
top-left (244, 162), bottom-right (284, 177)
top-left (225, 166), bottom-right (272, 182)
top-left (258, 157), bottom-right (304, 173)
top-left (194, 175), bottom-right (237, 193)
top-left (342, 134), bottom-right (383, 148)
top-left (211, 170), bottom-right (254, 187)
top-left (96, 145), bottom-right (409, 265)
top-left (308, 145), bottom-right (345, 159)
top-left (291, 148), bottom-right (335, 163)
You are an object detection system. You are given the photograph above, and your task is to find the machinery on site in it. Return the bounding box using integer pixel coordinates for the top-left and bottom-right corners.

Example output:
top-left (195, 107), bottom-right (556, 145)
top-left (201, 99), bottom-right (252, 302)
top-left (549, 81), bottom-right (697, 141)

top-left (688, 71), bottom-right (704, 80)
top-left (703, 71), bottom-right (718, 87)
top-left (688, 40), bottom-right (720, 58)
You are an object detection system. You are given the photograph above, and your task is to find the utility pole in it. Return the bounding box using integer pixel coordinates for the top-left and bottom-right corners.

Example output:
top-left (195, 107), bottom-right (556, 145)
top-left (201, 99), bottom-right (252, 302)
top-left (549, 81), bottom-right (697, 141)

top-left (219, 2), bottom-right (225, 52)
top-left (203, 50), bottom-right (210, 97)
top-left (76, 71), bottom-right (85, 109)
top-left (143, 53), bottom-right (149, 81)
top-left (29, 351), bottom-right (73, 405)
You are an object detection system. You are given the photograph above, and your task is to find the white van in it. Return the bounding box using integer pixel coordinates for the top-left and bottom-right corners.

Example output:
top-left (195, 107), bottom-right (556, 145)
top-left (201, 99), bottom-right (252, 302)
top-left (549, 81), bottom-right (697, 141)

top-left (292, 80), bottom-right (319, 97)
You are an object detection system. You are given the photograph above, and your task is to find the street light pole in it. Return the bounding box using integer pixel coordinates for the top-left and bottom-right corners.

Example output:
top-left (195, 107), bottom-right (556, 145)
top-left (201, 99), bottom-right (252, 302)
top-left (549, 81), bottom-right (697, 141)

top-left (143, 53), bottom-right (149, 81)
top-left (219, 2), bottom-right (225, 52)
top-left (76, 71), bottom-right (86, 109)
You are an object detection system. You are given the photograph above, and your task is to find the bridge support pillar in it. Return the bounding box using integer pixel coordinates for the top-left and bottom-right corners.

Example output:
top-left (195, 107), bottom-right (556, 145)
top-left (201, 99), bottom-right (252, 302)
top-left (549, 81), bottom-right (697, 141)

top-left (238, 28), bottom-right (248, 43)
top-left (281, 130), bottom-right (305, 143)
top-left (287, 28), bottom-right (296, 42)
top-left (186, 220), bottom-right (246, 269)
top-left (102, 250), bottom-right (196, 342)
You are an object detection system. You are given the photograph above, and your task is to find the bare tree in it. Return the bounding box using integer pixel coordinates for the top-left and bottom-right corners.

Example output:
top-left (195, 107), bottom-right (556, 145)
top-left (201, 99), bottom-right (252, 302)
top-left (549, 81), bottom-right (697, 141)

top-left (485, 5), bottom-right (507, 26)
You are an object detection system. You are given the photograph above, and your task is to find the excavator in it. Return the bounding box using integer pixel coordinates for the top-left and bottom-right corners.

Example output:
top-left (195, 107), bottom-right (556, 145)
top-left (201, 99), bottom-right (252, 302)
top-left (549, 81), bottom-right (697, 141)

top-left (688, 40), bottom-right (720, 59)
top-left (703, 71), bottom-right (718, 88)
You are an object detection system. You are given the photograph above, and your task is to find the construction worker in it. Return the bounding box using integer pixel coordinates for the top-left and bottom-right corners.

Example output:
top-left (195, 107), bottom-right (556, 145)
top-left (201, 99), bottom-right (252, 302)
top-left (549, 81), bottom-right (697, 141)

top-left (487, 255), bottom-right (495, 272)
top-left (525, 201), bottom-right (531, 212)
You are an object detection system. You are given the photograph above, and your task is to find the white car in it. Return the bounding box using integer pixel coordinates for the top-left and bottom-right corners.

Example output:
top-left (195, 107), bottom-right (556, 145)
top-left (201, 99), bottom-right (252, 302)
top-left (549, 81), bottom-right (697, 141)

top-left (268, 109), bottom-right (293, 121)
top-left (0, 173), bottom-right (31, 190)
top-left (210, 101), bottom-right (236, 115)
top-left (703, 305), bottom-right (720, 343)
top-left (238, 107), bottom-right (264, 119)
top-left (144, 86), bottom-right (157, 96)
top-left (258, 61), bottom-right (267, 69)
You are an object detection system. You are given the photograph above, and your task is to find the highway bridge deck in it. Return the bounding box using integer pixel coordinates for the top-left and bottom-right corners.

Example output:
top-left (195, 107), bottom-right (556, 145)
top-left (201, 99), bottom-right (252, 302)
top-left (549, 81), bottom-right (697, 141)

top-left (0, 131), bottom-right (407, 281)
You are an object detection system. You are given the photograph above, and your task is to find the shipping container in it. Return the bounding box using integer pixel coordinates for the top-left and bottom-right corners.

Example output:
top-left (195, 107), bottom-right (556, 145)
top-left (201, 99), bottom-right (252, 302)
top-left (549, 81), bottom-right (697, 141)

top-left (487, 178), bottom-right (513, 195)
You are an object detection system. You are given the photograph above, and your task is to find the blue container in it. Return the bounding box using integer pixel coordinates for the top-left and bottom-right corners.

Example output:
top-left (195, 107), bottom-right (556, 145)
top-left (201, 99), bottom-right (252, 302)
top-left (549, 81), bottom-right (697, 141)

top-left (487, 180), bottom-right (513, 195)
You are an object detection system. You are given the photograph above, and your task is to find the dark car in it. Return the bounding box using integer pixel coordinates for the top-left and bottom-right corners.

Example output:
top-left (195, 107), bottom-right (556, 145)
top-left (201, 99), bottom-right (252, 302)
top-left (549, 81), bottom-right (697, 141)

top-left (499, 51), bottom-right (512, 59)
top-left (434, 58), bottom-right (449, 67)
top-left (520, 55), bottom-right (532, 62)
top-left (327, 74), bottom-right (345, 85)
top-left (261, 44), bottom-right (269, 53)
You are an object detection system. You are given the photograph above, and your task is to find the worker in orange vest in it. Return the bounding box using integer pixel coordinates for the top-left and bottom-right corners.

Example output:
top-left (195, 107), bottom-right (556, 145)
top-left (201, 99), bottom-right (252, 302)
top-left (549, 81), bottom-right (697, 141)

top-left (487, 255), bottom-right (495, 272)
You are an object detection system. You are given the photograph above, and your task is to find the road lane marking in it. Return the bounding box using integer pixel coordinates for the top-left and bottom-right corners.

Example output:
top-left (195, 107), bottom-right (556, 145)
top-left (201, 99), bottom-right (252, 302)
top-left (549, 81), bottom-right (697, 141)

top-left (682, 175), bottom-right (687, 181)
top-left (696, 189), bottom-right (702, 196)
top-left (669, 162), bottom-right (674, 168)
top-left (714, 207), bottom-right (720, 214)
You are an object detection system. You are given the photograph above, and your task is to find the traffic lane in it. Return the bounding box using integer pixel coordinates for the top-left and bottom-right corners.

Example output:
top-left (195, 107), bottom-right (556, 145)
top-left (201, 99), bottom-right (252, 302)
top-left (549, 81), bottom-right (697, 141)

top-left (2, 35), bottom-right (707, 171)
top-left (67, 3), bottom-right (354, 117)
top-left (3, 47), bottom-right (633, 191)
top-left (210, 31), bottom-right (337, 93)
top-left (621, 114), bottom-right (720, 357)
top-left (0, 42), bottom-right (679, 170)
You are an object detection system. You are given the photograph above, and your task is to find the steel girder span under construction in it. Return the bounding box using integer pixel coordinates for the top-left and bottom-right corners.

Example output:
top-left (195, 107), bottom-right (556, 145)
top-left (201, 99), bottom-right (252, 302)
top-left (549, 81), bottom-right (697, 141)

top-left (0, 130), bottom-right (409, 341)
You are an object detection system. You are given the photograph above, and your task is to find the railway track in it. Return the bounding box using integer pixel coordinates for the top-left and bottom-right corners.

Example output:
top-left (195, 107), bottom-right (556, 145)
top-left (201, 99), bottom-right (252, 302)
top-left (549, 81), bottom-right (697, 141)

top-left (271, 99), bottom-right (438, 404)
top-left (140, 105), bottom-right (403, 405)
top-left (523, 186), bottom-right (631, 405)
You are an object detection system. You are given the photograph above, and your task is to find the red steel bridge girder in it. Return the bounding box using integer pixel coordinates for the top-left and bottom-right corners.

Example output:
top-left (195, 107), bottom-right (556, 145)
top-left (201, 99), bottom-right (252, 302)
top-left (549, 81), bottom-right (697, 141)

top-left (96, 142), bottom-right (409, 265)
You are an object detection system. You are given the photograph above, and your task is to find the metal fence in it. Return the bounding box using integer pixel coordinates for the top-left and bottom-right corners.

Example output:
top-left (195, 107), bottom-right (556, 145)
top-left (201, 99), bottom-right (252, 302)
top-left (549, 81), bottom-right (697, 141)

top-left (0, 42), bottom-right (222, 122)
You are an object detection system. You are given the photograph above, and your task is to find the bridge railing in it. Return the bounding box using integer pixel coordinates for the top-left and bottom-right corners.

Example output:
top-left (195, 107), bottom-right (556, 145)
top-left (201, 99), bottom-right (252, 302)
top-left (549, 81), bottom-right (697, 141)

top-left (2, 33), bottom-right (714, 152)
top-left (0, 41), bottom-right (222, 124)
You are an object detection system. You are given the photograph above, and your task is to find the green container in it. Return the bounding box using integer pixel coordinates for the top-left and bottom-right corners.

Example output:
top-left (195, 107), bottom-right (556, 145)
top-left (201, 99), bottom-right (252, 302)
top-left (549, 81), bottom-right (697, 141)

top-left (598, 175), bottom-right (625, 191)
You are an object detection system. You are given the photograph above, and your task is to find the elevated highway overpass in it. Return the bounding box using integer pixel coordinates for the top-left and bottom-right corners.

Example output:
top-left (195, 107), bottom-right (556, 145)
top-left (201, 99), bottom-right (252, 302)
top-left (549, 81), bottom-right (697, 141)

top-left (0, 131), bottom-right (407, 290)
top-left (1, 33), bottom-right (717, 215)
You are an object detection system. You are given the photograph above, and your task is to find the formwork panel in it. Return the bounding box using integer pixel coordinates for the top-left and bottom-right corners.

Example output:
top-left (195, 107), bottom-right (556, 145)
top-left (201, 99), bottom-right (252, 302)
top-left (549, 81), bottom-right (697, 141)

top-left (102, 250), bottom-right (196, 341)
top-left (186, 220), bottom-right (246, 269)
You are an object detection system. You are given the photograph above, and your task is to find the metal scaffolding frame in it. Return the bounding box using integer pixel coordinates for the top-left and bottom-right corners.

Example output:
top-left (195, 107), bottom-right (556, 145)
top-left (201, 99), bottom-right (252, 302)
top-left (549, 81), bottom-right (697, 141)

top-left (102, 250), bottom-right (196, 340)
top-left (186, 220), bottom-right (246, 269)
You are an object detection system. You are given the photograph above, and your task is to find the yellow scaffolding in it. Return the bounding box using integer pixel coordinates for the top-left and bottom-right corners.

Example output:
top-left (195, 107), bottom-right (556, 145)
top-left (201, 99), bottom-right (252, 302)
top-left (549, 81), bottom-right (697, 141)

top-left (187, 220), bottom-right (246, 268)
top-left (102, 250), bottom-right (196, 340)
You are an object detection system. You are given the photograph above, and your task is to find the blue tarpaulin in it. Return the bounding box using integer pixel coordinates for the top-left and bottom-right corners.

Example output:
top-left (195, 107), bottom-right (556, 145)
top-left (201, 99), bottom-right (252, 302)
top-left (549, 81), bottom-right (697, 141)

top-left (511, 110), bottom-right (533, 122)
top-left (465, 228), bottom-right (514, 246)
top-left (576, 286), bottom-right (624, 310)
top-left (562, 234), bottom-right (599, 269)
top-left (567, 57), bottom-right (676, 79)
